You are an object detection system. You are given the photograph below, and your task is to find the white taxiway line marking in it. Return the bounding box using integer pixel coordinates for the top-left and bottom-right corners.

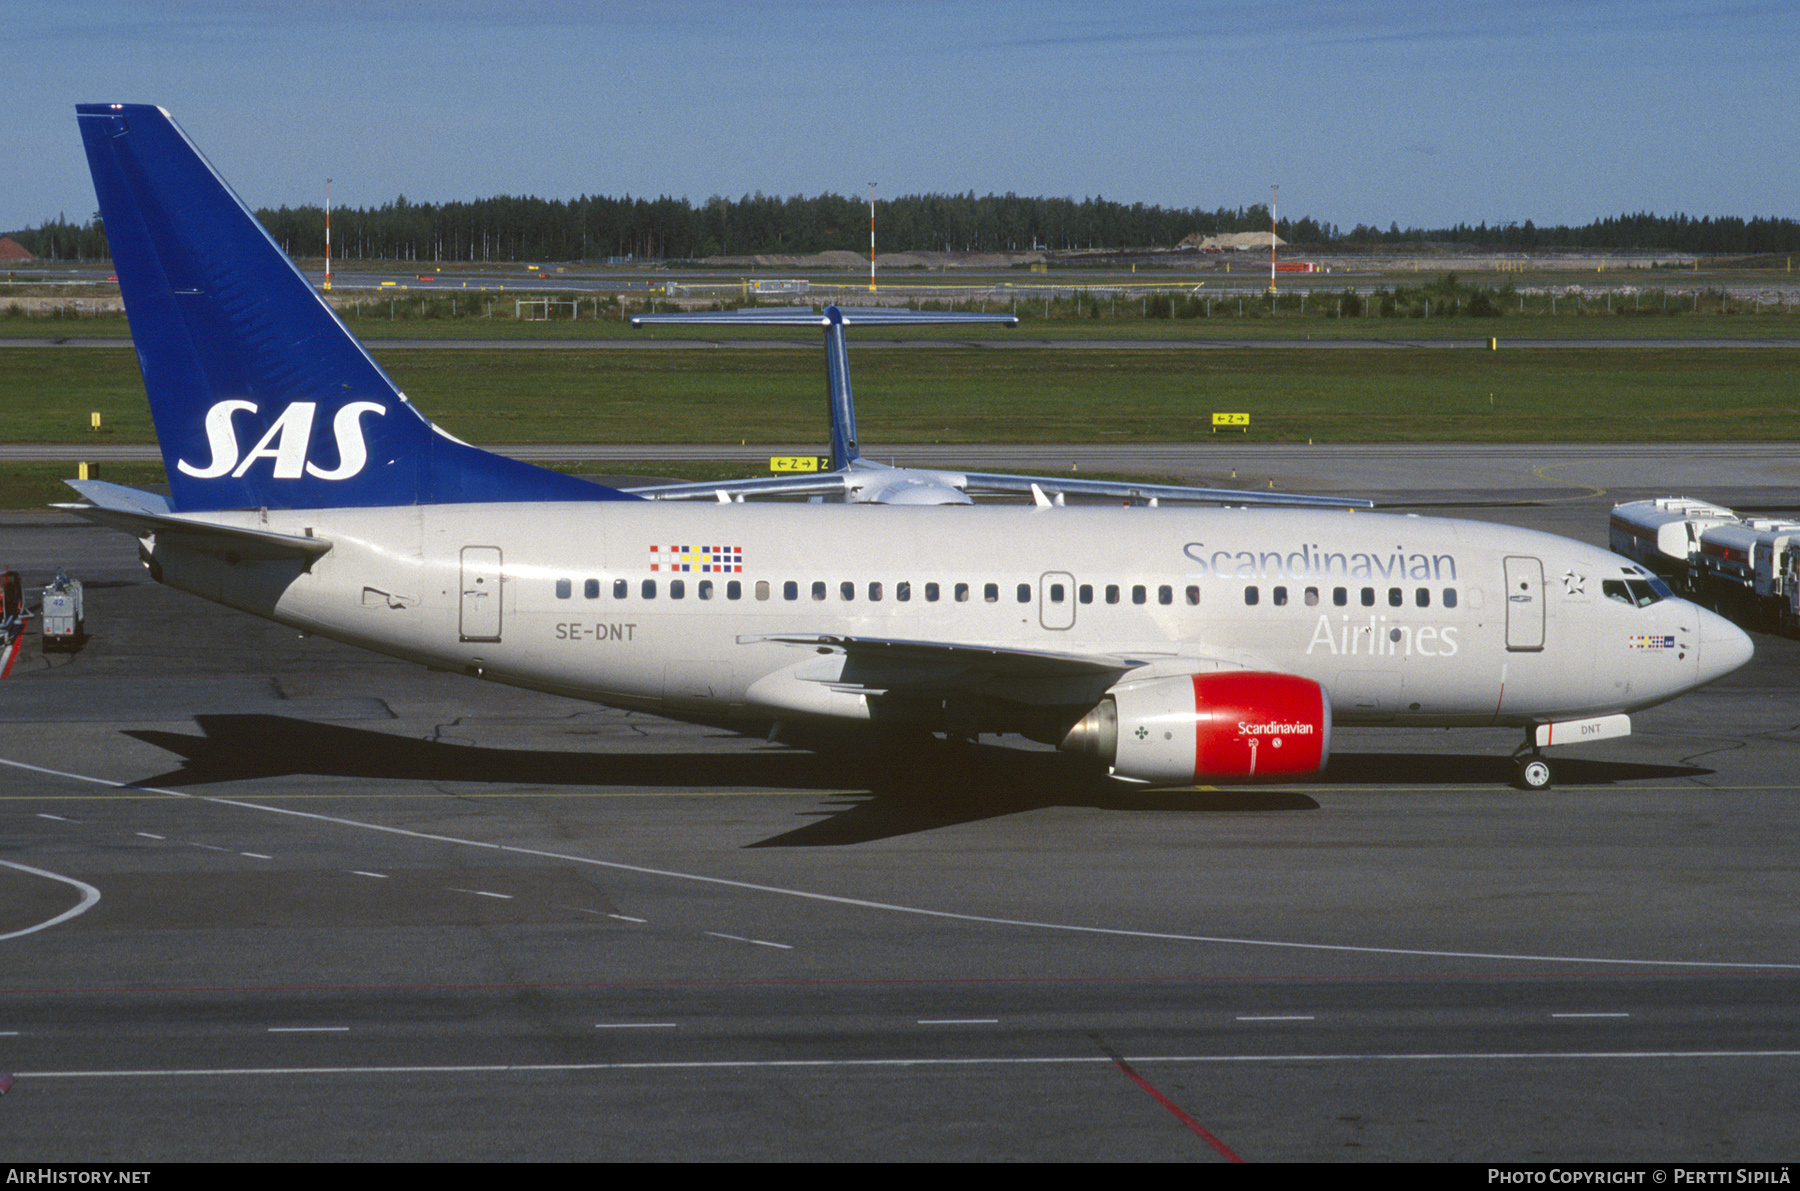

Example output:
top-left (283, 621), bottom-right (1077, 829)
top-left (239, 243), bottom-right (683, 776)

top-left (919, 1019), bottom-right (999, 1025)
top-left (594, 1023), bottom-right (677, 1029)
top-left (268, 1027), bottom-right (350, 1033)
top-left (1236, 1016), bottom-right (1315, 1022)
top-left (0, 859), bottom-right (101, 941)
top-left (16, 1050), bottom-right (1800, 1081)
top-left (136, 832), bottom-right (164, 840)
top-left (352, 871), bottom-right (388, 879)
top-left (448, 888), bottom-right (512, 899)
top-left (5, 754), bottom-right (1799, 972)
top-left (1553, 1013), bottom-right (1631, 1018)
top-left (35, 814), bottom-right (71, 822)
top-left (704, 931), bottom-right (792, 949)
top-left (240, 852), bottom-right (272, 860)
top-left (607, 914), bottom-right (647, 923)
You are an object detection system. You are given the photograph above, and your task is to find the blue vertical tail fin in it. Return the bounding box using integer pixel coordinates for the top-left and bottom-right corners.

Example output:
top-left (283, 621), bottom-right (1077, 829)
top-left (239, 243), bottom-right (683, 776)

top-left (76, 103), bottom-right (630, 511)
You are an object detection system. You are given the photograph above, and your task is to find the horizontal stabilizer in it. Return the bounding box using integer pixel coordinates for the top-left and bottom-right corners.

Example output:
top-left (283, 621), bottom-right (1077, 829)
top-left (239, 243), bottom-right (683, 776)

top-left (58, 480), bottom-right (332, 561)
top-left (632, 307), bottom-right (1018, 329)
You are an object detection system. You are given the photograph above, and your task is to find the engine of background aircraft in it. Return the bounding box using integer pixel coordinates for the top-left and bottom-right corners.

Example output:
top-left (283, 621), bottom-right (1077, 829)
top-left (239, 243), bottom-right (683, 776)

top-left (1059, 671), bottom-right (1332, 786)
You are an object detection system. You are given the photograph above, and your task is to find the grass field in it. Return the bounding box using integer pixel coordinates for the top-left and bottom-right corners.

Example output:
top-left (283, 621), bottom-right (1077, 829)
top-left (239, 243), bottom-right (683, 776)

top-left (7, 305), bottom-right (1800, 342)
top-left (3, 327), bottom-right (1795, 508)
top-left (5, 345), bottom-right (1795, 444)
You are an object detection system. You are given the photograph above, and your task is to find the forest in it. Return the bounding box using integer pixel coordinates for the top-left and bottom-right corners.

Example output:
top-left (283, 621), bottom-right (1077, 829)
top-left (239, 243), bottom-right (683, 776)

top-left (8, 193), bottom-right (1797, 263)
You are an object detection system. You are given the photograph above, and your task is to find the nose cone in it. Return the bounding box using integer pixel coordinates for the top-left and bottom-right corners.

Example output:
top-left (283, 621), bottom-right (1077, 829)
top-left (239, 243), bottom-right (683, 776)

top-left (1696, 606), bottom-right (1754, 685)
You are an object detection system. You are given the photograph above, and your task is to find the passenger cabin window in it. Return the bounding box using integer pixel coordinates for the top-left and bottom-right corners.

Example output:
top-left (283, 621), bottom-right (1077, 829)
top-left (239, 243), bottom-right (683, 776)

top-left (1361, 587), bottom-right (1375, 607)
top-left (1244, 586), bottom-right (1260, 605)
top-left (1415, 587), bottom-right (1430, 607)
top-left (1017, 583), bottom-right (1031, 603)
top-left (897, 582), bottom-right (911, 602)
top-left (1442, 588), bottom-right (1458, 608)
top-left (1080, 584), bottom-right (1094, 604)
top-left (812, 581), bottom-right (827, 601)
top-left (840, 581), bottom-right (855, 601)
top-left (614, 579), bottom-right (628, 599)
top-left (954, 583), bottom-right (970, 603)
top-left (728, 581), bottom-right (742, 600)
top-left (1105, 584), bottom-right (1120, 605)
top-left (1273, 586), bottom-right (1288, 606)
top-left (1048, 583), bottom-right (1066, 604)
top-left (1387, 587), bottom-right (1402, 607)
top-left (698, 580), bottom-right (713, 600)
top-left (925, 583), bottom-right (940, 602)
top-left (641, 579), bottom-right (656, 599)
top-left (670, 580), bottom-right (685, 599)
top-left (555, 578), bottom-right (572, 600)
top-left (1185, 585), bottom-right (1200, 606)
top-left (1131, 585), bottom-right (1147, 605)
top-left (1304, 586), bottom-right (1319, 607)
top-left (585, 579), bottom-right (600, 600)
top-left (869, 582), bottom-right (883, 601)
top-left (984, 583), bottom-right (999, 603)
top-left (1333, 587), bottom-right (1348, 607)
top-left (783, 581), bottom-right (798, 601)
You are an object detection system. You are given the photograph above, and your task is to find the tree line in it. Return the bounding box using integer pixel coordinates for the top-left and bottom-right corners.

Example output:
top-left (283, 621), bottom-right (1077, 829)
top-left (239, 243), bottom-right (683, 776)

top-left (7, 195), bottom-right (1798, 263)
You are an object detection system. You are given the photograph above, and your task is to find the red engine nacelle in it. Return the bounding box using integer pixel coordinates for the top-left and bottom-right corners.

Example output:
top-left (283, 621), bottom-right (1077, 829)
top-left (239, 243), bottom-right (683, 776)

top-left (1060, 671), bottom-right (1331, 786)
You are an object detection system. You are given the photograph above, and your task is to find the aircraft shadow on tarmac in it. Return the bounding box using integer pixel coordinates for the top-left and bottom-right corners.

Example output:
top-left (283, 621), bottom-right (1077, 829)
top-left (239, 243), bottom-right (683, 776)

top-left (121, 715), bottom-right (1711, 847)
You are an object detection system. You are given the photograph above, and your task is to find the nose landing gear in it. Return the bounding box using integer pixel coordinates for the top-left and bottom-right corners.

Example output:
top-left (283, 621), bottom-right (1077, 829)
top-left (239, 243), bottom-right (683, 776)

top-left (1514, 754), bottom-right (1554, 791)
top-left (1512, 730), bottom-right (1554, 790)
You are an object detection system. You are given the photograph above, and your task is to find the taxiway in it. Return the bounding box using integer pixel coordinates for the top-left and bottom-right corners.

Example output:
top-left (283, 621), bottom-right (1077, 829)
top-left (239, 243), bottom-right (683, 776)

top-left (1, 464), bottom-right (1797, 1161)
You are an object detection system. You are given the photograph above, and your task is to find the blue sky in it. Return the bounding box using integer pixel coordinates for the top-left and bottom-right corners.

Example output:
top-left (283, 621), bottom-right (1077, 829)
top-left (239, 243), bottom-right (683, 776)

top-left (6, 0), bottom-right (1795, 236)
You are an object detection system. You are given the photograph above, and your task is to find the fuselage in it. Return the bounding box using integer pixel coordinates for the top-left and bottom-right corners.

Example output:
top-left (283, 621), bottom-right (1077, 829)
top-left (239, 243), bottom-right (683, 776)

top-left (151, 501), bottom-right (1749, 734)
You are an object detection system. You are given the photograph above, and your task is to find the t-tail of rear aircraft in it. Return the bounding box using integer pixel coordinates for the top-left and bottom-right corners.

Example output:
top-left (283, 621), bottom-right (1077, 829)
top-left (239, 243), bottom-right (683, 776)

top-left (74, 103), bottom-right (630, 512)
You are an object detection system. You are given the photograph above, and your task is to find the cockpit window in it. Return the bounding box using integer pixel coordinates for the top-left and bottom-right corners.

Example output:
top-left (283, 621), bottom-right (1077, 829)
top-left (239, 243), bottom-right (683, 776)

top-left (1603, 578), bottom-right (1666, 608)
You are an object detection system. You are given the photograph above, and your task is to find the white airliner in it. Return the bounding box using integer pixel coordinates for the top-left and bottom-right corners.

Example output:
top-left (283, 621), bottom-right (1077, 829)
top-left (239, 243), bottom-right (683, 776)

top-left (62, 104), bottom-right (1753, 791)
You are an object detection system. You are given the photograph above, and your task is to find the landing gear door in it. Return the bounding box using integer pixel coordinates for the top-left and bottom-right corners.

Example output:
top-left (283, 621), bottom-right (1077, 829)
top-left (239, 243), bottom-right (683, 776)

top-left (1040, 571), bottom-right (1075, 631)
top-left (460, 546), bottom-right (503, 642)
top-left (1504, 555), bottom-right (1544, 652)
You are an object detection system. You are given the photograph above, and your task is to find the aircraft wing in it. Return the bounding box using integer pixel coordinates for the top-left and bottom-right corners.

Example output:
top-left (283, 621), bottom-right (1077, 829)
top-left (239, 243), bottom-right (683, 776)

top-left (622, 473), bottom-right (855, 502)
top-left (953, 470), bottom-right (1373, 509)
top-left (624, 463), bottom-right (1372, 509)
top-left (57, 480), bottom-right (333, 562)
top-left (744, 632), bottom-right (1153, 679)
